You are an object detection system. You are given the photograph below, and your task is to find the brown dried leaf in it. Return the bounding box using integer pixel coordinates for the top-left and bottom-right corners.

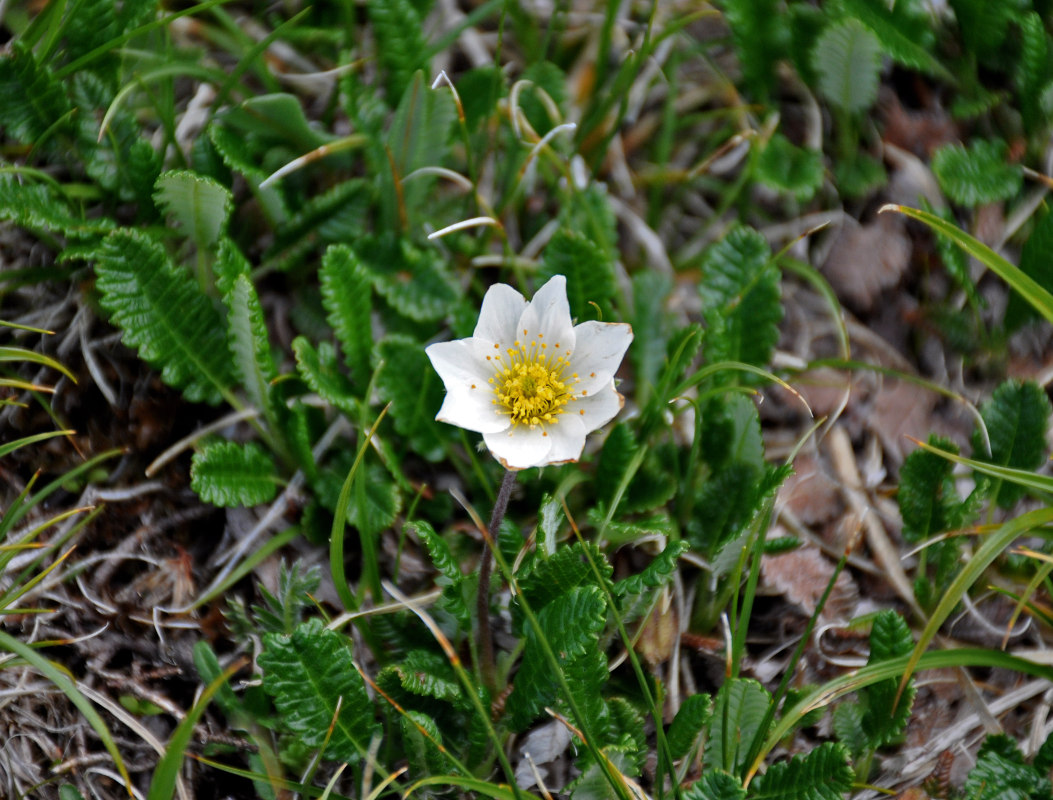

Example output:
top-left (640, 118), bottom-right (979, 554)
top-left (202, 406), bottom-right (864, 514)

top-left (868, 378), bottom-right (938, 464)
top-left (823, 214), bottom-right (912, 310)
top-left (778, 453), bottom-right (842, 525)
top-left (635, 591), bottom-right (678, 668)
top-left (761, 544), bottom-right (858, 623)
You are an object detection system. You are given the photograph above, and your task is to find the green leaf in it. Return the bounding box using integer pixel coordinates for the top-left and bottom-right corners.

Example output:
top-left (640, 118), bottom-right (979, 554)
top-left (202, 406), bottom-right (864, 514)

top-left (630, 271), bottom-right (672, 406)
top-left (226, 274), bottom-right (276, 418)
top-left (386, 70), bottom-right (456, 179)
top-left (319, 244), bottom-right (374, 387)
top-left (698, 226), bottom-right (781, 369)
top-left (683, 770), bottom-right (746, 800)
top-left (973, 380), bottom-right (1052, 508)
top-left (0, 41), bottom-right (71, 144)
top-left (667, 693), bottom-right (713, 761)
top-left (292, 337), bottom-right (357, 416)
top-left (899, 435), bottom-right (961, 542)
top-left (755, 133), bottom-right (824, 203)
top-left (93, 229), bottom-right (235, 404)
top-left (379, 649), bottom-right (463, 706)
top-left (506, 584), bottom-right (607, 730)
top-left (366, 0), bottom-right (426, 100)
top-left (722, 0), bottom-right (784, 99)
top-left (0, 177), bottom-right (113, 238)
top-left (931, 140), bottom-right (1023, 207)
top-left (613, 540), bottom-right (688, 601)
top-left (220, 93), bottom-right (334, 154)
top-left (191, 441), bottom-right (279, 508)
top-left (153, 170), bottom-right (232, 250)
top-left (858, 611), bottom-right (914, 748)
top-left (948, 0), bottom-right (1011, 59)
top-left (347, 463), bottom-right (401, 534)
top-left (516, 542), bottom-right (614, 619)
top-left (840, 0), bottom-right (947, 78)
top-left (704, 678), bottom-right (771, 776)
top-left (376, 335), bottom-right (448, 461)
top-left (964, 746), bottom-right (1051, 800)
top-left (539, 229), bottom-right (617, 322)
top-left (750, 742), bottom-right (854, 800)
top-left (359, 237), bottom-right (459, 323)
top-left (812, 18), bottom-right (882, 113)
top-left (1007, 208), bottom-right (1053, 331)
top-left (595, 424), bottom-right (639, 508)
top-left (259, 618), bottom-right (379, 763)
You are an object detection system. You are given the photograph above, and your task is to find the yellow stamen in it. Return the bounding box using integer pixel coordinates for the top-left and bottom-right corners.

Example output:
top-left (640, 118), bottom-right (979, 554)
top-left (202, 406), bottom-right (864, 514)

top-left (490, 338), bottom-right (579, 429)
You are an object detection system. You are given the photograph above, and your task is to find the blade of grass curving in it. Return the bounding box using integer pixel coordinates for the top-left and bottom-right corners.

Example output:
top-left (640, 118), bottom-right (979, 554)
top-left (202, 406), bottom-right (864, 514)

top-left (881, 204), bottom-right (1053, 324)
top-left (895, 506), bottom-right (1053, 706)
top-left (405, 776), bottom-right (519, 800)
top-left (994, 555), bottom-right (1053, 648)
top-left (330, 403), bottom-right (390, 611)
top-left (0, 346), bottom-right (77, 381)
top-left (98, 64), bottom-right (229, 141)
top-left (147, 658), bottom-right (249, 800)
top-left (0, 630), bottom-right (133, 795)
top-left (192, 755), bottom-right (356, 799)
top-left (908, 436), bottom-right (1053, 497)
top-left (747, 646), bottom-right (1053, 785)
top-left (0, 429), bottom-right (74, 460)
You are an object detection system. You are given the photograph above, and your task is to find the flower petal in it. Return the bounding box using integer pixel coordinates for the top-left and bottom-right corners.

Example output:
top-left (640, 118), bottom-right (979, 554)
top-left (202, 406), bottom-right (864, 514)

top-left (543, 414), bottom-right (588, 464)
top-left (473, 282), bottom-right (527, 360)
top-left (565, 381), bottom-right (624, 434)
top-left (427, 339), bottom-right (510, 433)
top-left (569, 321), bottom-right (633, 396)
top-left (516, 275), bottom-right (575, 354)
top-left (483, 425), bottom-right (553, 470)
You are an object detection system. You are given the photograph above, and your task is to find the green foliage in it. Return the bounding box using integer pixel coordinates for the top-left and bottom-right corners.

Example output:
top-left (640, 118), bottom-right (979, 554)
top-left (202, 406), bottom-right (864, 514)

top-left (366, 0), bottom-right (427, 100)
top-left (973, 380), bottom-right (1052, 508)
top-left (704, 678), bottom-right (770, 777)
top-left (839, 0), bottom-right (942, 76)
top-left (93, 230), bottom-right (236, 404)
top-left (931, 140), bottom-right (1023, 207)
top-left (226, 560), bottom-right (321, 638)
top-left (319, 244), bottom-right (374, 387)
top-left (226, 274), bottom-right (277, 419)
top-left (153, 170), bottom-right (232, 250)
top-left (292, 337), bottom-right (358, 416)
top-left (698, 226), bottom-right (782, 369)
top-left (683, 770), bottom-right (746, 800)
top-left (722, 0), bottom-right (784, 99)
top-left (948, 0), bottom-right (1012, 59)
top-left (0, 41), bottom-right (71, 145)
top-left (813, 18), bottom-right (882, 113)
top-left (375, 335), bottom-right (448, 461)
top-left (539, 228), bottom-right (617, 322)
top-left (749, 742), bottom-right (854, 800)
top-left (898, 435), bottom-right (962, 542)
top-left (191, 441), bottom-right (279, 508)
top-left (0, 177), bottom-right (114, 238)
top-left (834, 611), bottom-right (915, 759)
top-left (1007, 209), bottom-right (1053, 331)
top-left (964, 733), bottom-right (1053, 800)
top-left (259, 618), bottom-right (379, 763)
top-left (755, 133), bottom-right (824, 203)
top-left (667, 693), bottom-right (713, 761)
top-left (358, 236), bottom-right (460, 323)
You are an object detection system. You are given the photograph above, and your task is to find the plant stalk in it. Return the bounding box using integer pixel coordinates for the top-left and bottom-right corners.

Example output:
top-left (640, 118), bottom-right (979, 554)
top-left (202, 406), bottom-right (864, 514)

top-left (478, 469), bottom-right (516, 693)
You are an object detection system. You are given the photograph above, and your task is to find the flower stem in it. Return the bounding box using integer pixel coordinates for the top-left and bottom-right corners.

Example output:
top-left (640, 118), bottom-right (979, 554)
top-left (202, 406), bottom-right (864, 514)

top-left (478, 469), bottom-right (516, 693)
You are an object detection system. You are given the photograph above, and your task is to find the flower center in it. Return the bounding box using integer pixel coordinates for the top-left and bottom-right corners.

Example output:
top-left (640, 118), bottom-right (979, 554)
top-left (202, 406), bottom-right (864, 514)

top-left (489, 338), bottom-right (577, 428)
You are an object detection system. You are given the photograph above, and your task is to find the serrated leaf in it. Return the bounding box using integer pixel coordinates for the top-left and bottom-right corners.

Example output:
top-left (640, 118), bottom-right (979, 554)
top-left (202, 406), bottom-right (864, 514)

top-left (376, 335), bottom-right (447, 461)
top-left (539, 228), bottom-right (617, 322)
top-left (506, 584), bottom-right (607, 730)
top-left (899, 435), bottom-right (961, 542)
top-left (613, 541), bottom-right (688, 601)
top-left (832, 701), bottom-right (868, 759)
top-left (722, 0), bottom-right (784, 99)
top-left (0, 177), bottom-right (113, 238)
top-left (683, 770), bottom-right (746, 800)
top-left (840, 0), bottom-right (947, 77)
top-left (360, 237), bottom-right (459, 322)
top-left (221, 93), bottom-right (333, 153)
top-left (948, 0), bottom-right (1011, 59)
top-left (348, 463), bottom-right (401, 534)
top-left (932, 140), bottom-right (1022, 207)
top-left (259, 618), bottom-right (379, 763)
top-left (292, 337), bottom-right (358, 416)
top-left (366, 0), bottom-right (426, 100)
top-left (595, 424), bottom-right (639, 508)
top-left (537, 494), bottom-right (563, 558)
top-left (190, 441), bottom-right (278, 507)
top-left (93, 229), bottom-right (235, 404)
top-left (227, 274), bottom-right (276, 418)
top-left (386, 70), bottom-right (456, 179)
top-left (698, 226), bottom-right (781, 369)
top-left (631, 271), bottom-right (672, 406)
top-left (517, 542), bottom-right (614, 619)
top-left (409, 520), bottom-right (461, 583)
top-left (973, 380), bottom-right (1052, 508)
top-left (0, 41), bottom-right (71, 144)
top-left (667, 693), bottom-right (713, 761)
top-left (755, 133), bottom-right (824, 203)
top-left (813, 18), bottom-right (882, 113)
top-left (964, 748), bottom-right (1051, 800)
top-left (381, 649), bottom-right (463, 705)
top-left (859, 611), bottom-right (914, 748)
top-left (704, 678), bottom-right (771, 776)
top-left (750, 742), bottom-right (854, 800)
top-left (153, 170), bottom-right (232, 249)
top-left (320, 244), bottom-right (373, 386)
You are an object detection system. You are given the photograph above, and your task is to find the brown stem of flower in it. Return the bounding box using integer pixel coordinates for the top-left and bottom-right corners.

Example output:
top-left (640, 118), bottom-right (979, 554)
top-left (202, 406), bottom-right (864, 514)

top-left (478, 469), bottom-right (516, 694)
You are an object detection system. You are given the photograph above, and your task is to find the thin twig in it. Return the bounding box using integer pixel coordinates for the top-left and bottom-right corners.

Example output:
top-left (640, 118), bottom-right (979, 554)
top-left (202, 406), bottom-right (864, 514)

top-left (478, 470), bottom-right (516, 693)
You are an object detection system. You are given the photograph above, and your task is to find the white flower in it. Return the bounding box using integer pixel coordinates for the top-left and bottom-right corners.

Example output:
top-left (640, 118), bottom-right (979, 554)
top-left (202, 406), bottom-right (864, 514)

top-left (426, 275), bottom-right (633, 470)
